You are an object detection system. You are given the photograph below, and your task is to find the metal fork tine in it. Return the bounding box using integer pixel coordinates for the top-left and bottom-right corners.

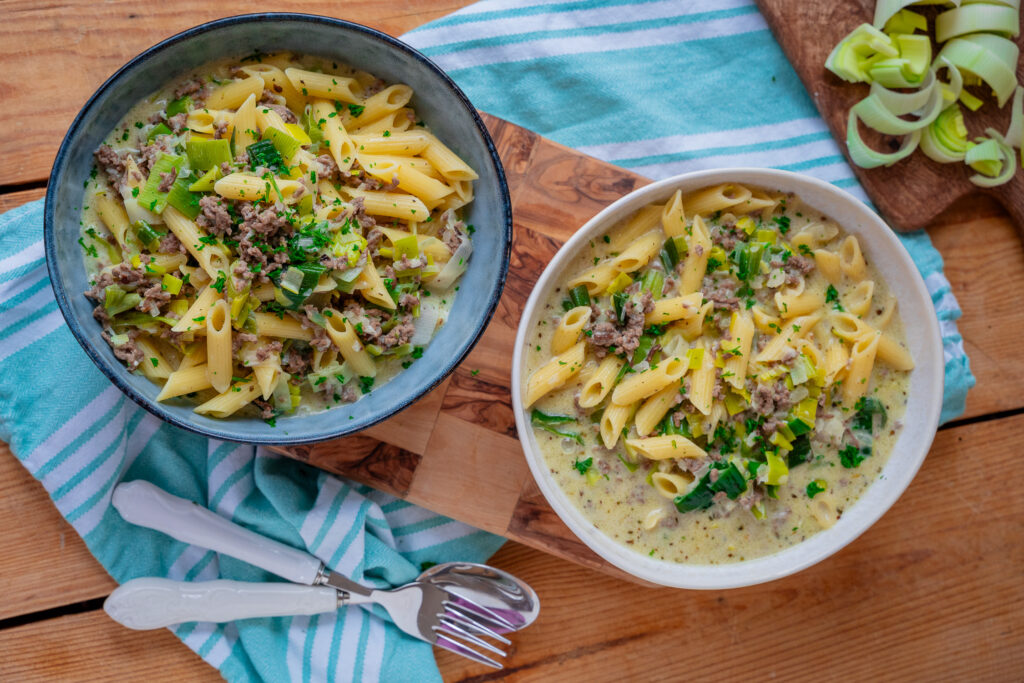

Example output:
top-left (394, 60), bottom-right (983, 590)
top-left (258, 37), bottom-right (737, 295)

top-left (435, 635), bottom-right (503, 670)
top-left (442, 591), bottom-right (518, 631)
top-left (436, 621), bottom-right (508, 658)
top-left (442, 605), bottom-right (512, 645)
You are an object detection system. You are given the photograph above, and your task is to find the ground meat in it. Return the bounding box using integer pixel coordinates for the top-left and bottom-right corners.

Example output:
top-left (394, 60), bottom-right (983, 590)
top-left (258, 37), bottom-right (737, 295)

top-left (103, 331), bottom-right (144, 370)
top-left (220, 161), bottom-right (232, 176)
top-left (738, 488), bottom-right (763, 511)
top-left (343, 302), bottom-right (383, 341)
top-left (139, 138), bottom-right (172, 175)
top-left (282, 349), bottom-right (310, 376)
top-left (588, 293), bottom-right (652, 357)
top-left (710, 223), bottom-right (742, 251)
top-left (231, 260), bottom-right (252, 293)
top-left (196, 196), bottom-right (234, 235)
top-left (232, 331), bottom-right (259, 354)
top-left (393, 255), bottom-right (426, 272)
top-left (252, 398), bottom-right (276, 420)
top-left (365, 227), bottom-right (384, 256)
top-left (703, 276), bottom-right (739, 311)
top-left (148, 112), bottom-right (164, 125)
top-left (138, 281), bottom-right (171, 316)
top-left (751, 381), bottom-right (791, 417)
top-left (255, 340), bottom-right (284, 363)
top-left (784, 254), bottom-right (815, 285)
top-left (378, 314), bottom-right (415, 350)
top-left (317, 154), bottom-right (340, 182)
top-left (259, 97), bottom-right (297, 124)
top-left (300, 307), bottom-right (332, 351)
top-left (213, 120), bottom-right (229, 140)
top-left (157, 233), bottom-right (185, 254)
top-left (157, 168), bottom-right (178, 193)
top-left (167, 112), bottom-right (188, 133)
top-left (659, 514), bottom-right (679, 529)
top-left (240, 199), bottom-right (287, 236)
top-left (93, 145), bottom-right (126, 186)
top-left (85, 261), bottom-right (148, 301)
top-left (398, 293), bottom-right (419, 311)
top-left (350, 196), bottom-right (376, 230)
top-left (173, 77), bottom-right (205, 101)
top-left (442, 226), bottom-right (464, 254)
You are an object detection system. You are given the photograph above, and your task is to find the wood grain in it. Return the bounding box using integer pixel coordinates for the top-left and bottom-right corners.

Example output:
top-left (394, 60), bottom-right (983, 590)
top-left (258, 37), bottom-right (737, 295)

top-left (2, 415), bottom-right (1021, 680)
top-left (0, 443), bottom-right (116, 621)
top-left (0, 611), bottom-right (218, 682)
top-left (0, 1), bottom-right (470, 187)
top-left (755, 0), bottom-right (1024, 234)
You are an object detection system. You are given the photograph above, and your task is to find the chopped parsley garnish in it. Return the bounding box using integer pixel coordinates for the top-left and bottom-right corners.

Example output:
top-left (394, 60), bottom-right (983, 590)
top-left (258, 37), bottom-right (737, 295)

top-left (572, 457), bottom-right (593, 475)
top-left (825, 284), bottom-right (844, 311)
top-left (210, 272), bottom-right (227, 293)
top-left (359, 376), bottom-right (375, 394)
top-left (347, 104), bottom-right (365, 117)
top-left (772, 215), bottom-right (791, 234)
top-left (806, 480), bottom-right (827, 498)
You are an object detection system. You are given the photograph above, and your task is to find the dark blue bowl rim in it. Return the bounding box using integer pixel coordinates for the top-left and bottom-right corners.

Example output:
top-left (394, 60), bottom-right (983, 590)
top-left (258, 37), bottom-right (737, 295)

top-left (44, 12), bottom-right (513, 446)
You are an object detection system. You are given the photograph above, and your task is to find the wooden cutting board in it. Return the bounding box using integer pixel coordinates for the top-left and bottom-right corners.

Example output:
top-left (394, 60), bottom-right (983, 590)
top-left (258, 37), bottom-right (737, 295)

top-left (755, 0), bottom-right (1024, 233)
top-left (271, 114), bottom-right (646, 581)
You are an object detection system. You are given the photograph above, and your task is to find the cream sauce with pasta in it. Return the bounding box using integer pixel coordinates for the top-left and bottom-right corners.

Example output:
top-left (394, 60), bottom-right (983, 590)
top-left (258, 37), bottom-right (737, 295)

top-left (524, 189), bottom-right (910, 564)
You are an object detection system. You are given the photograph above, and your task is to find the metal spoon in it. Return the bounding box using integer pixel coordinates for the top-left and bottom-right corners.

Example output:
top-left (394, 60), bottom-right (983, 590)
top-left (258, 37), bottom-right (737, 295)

top-left (419, 562), bottom-right (540, 633)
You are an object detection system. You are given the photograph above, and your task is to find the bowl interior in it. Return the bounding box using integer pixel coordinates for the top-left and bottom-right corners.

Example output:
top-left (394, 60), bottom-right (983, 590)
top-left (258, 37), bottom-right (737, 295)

top-left (46, 15), bottom-right (510, 444)
top-left (511, 168), bottom-right (943, 589)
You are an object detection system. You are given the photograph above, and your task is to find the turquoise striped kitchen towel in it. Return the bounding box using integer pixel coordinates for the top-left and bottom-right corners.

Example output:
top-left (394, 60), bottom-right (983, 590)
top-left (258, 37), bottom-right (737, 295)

top-left (0, 1), bottom-right (976, 682)
top-left (403, 0), bottom-right (974, 424)
top-left (0, 199), bottom-right (504, 681)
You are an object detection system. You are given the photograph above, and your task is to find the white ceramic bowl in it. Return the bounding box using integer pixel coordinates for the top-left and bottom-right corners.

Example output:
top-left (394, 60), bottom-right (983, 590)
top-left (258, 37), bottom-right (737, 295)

top-left (511, 168), bottom-right (943, 589)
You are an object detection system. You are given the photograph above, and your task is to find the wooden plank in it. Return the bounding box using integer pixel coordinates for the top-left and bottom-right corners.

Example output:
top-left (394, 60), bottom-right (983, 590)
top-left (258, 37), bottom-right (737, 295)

top-left (0, 611), bottom-right (218, 682)
top-left (0, 444), bottom-right (115, 621)
top-left (1, 414), bottom-right (1021, 679)
top-left (754, 0), bottom-right (1024, 234)
top-left (0, 187), bottom-right (44, 213)
top-left (0, 1), bottom-right (474, 187)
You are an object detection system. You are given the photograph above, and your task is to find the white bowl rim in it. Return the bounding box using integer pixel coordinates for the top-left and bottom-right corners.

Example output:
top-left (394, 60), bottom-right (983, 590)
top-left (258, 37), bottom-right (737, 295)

top-left (511, 168), bottom-right (943, 589)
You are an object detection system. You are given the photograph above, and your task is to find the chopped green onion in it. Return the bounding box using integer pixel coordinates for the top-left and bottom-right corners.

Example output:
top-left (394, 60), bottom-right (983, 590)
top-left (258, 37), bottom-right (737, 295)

top-left (569, 285), bottom-right (591, 309)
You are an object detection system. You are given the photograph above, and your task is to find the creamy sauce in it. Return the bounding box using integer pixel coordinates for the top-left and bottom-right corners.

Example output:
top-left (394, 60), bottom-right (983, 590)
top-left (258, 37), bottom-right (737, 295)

top-left (524, 190), bottom-right (910, 564)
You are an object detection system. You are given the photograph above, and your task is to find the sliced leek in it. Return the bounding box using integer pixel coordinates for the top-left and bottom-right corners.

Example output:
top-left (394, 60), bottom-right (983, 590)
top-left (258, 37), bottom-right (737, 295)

top-left (1005, 86), bottom-right (1023, 148)
top-left (921, 104), bottom-right (970, 163)
top-left (846, 109), bottom-right (922, 169)
top-left (937, 34), bottom-right (1020, 107)
top-left (966, 130), bottom-right (1017, 187)
top-left (851, 77), bottom-right (944, 135)
top-left (874, 0), bottom-right (961, 30)
top-left (936, 4), bottom-right (1021, 43)
top-left (884, 9), bottom-right (928, 34)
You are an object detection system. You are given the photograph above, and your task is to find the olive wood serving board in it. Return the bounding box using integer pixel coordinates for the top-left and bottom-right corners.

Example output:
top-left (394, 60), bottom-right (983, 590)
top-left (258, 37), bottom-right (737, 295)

top-left (271, 114), bottom-right (646, 581)
top-left (755, 0), bottom-right (1024, 234)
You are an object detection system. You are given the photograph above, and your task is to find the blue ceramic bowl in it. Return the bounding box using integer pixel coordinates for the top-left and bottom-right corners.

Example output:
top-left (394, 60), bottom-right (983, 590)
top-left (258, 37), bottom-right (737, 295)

top-left (45, 14), bottom-right (511, 445)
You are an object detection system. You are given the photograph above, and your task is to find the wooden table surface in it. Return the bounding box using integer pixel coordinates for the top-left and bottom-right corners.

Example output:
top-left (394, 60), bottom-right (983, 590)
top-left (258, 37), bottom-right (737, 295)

top-left (2, 2), bottom-right (1023, 681)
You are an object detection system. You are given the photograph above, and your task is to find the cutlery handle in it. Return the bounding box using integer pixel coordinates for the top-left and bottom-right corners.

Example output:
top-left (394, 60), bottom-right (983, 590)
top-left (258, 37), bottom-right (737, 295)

top-left (104, 578), bottom-right (339, 630)
top-left (112, 481), bottom-right (323, 585)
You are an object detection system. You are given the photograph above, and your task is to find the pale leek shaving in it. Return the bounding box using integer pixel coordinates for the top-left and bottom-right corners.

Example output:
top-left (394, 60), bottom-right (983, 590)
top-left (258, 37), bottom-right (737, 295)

top-left (827, 1), bottom-right (1021, 184)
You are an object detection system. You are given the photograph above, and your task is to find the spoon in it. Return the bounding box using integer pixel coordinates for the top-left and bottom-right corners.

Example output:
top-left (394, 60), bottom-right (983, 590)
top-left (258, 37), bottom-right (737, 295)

top-left (420, 562), bottom-right (540, 632)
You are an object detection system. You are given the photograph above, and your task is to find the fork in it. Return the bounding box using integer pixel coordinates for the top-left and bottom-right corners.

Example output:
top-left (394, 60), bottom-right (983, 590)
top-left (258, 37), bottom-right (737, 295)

top-left (109, 481), bottom-right (514, 668)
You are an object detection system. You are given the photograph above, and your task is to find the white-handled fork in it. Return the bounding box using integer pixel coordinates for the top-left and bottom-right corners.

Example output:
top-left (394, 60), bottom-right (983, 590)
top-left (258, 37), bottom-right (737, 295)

top-left (107, 481), bottom-right (524, 668)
